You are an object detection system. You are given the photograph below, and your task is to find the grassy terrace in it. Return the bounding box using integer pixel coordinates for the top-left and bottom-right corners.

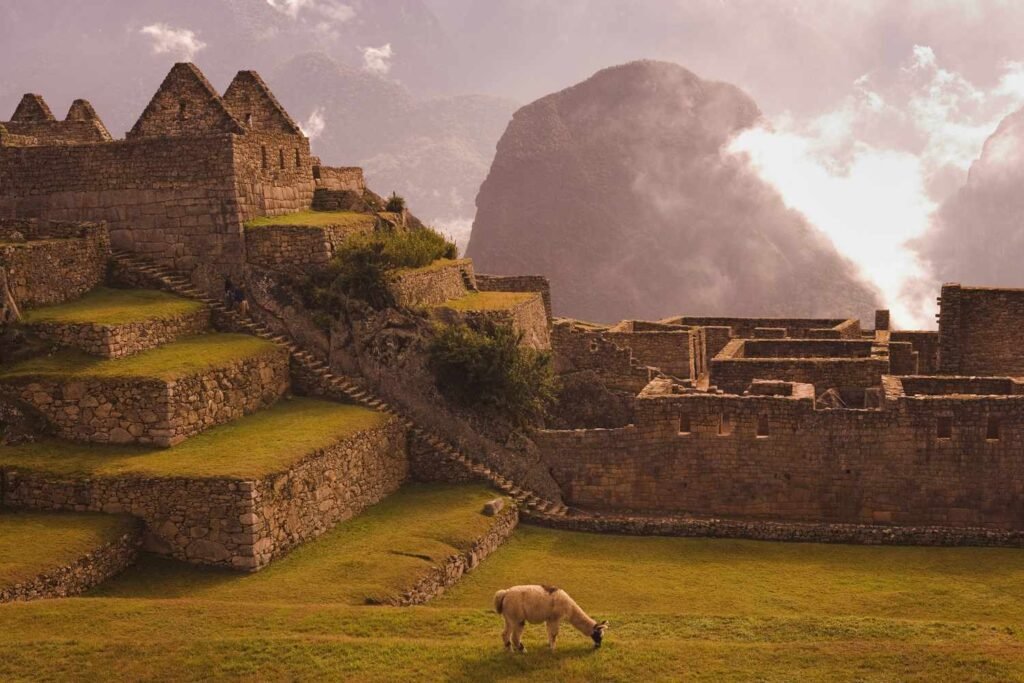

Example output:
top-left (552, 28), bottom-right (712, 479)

top-left (22, 287), bottom-right (204, 325)
top-left (439, 291), bottom-right (537, 311)
top-left (0, 334), bottom-right (275, 382)
top-left (0, 512), bottom-right (138, 589)
top-left (244, 210), bottom-right (378, 230)
top-left (2, 486), bottom-right (1024, 679)
top-left (394, 257), bottom-right (470, 276)
top-left (0, 398), bottom-right (386, 479)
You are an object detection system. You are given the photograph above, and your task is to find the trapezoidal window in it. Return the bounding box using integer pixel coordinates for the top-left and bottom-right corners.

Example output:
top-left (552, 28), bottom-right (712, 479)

top-left (295, 149), bottom-right (301, 168)
top-left (245, 113), bottom-right (253, 126)
top-left (756, 415), bottom-right (770, 438)
top-left (679, 414), bottom-right (691, 435)
top-left (936, 416), bottom-right (953, 440)
top-left (986, 416), bottom-right (1001, 441)
top-left (261, 145), bottom-right (268, 170)
top-left (279, 148), bottom-right (285, 169)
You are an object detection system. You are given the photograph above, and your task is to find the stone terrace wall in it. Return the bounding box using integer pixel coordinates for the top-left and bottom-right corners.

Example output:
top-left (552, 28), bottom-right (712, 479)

top-left (447, 293), bottom-right (550, 350)
top-left (314, 166), bottom-right (365, 193)
top-left (245, 223), bottom-right (372, 271)
top-left (476, 274), bottom-right (553, 319)
top-left (0, 221), bottom-right (109, 309)
top-left (384, 503), bottom-right (518, 605)
top-left (31, 308), bottom-right (210, 358)
top-left (938, 284), bottom-right (1024, 376)
top-left (0, 521), bottom-right (141, 603)
top-left (390, 260), bottom-right (472, 308)
top-left (537, 389), bottom-right (1024, 528)
top-left (2, 348), bottom-right (288, 446)
top-left (1, 418), bottom-right (407, 571)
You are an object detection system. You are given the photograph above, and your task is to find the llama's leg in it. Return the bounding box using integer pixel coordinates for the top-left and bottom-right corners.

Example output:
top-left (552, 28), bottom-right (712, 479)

top-left (511, 621), bottom-right (527, 653)
top-left (502, 617), bottom-right (512, 650)
top-left (546, 619), bottom-right (560, 651)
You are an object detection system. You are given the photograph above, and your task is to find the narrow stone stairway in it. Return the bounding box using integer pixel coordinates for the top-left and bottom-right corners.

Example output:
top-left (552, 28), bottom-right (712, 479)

top-left (109, 250), bottom-right (570, 518)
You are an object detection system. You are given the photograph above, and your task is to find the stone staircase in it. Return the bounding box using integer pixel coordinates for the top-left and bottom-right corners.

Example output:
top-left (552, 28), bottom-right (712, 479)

top-left (109, 250), bottom-right (570, 518)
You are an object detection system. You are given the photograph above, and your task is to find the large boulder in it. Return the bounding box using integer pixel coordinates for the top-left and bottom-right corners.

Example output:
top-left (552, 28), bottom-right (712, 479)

top-left (467, 60), bottom-right (879, 322)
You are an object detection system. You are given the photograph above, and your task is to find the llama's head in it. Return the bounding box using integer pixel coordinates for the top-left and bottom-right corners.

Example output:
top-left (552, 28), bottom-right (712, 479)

top-left (591, 620), bottom-right (609, 648)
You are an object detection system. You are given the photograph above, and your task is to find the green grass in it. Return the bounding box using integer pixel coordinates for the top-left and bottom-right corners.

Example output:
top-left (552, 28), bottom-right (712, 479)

top-left (439, 291), bottom-right (537, 311)
top-left (0, 398), bottom-right (386, 479)
top-left (0, 333), bottom-right (276, 381)
top-left (0, 511), bottom-right (137, 588)
top-left (1, 489), bottom-right (1024, 680)
top-left (244, 211), bottom-right (378, 230)
top-left (22, 287), bottom-right (203, 326)
top-left (393, 257), bottom-right (469, 277)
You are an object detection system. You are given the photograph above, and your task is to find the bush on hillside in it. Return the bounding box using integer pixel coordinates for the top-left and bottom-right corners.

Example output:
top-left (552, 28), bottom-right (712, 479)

top-left (428, 321), bottom-right (557, 425)
top-left (386, 192), bottom-right (406, 213)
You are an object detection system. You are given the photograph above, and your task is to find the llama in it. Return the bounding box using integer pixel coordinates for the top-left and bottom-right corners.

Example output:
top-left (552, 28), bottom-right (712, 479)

top-left (493, 584), bottom-right (609, 652)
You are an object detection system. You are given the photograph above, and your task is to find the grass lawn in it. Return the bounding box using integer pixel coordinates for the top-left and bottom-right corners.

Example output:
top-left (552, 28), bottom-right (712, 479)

top-left (0, 511), bottom-right (138, 589)
top-left (394, 257), bottom-right (470, 276)
top-left (244, 211), bottom-right (378, 230)
top-left (22, 287), bottom-right (203, 326)
top-left (0, 398), bottom-right (386, 479)
top-left (0, 333), bottom-right (276, 382)
top-left (439, 291), bottom-right (537, 311)
top-left (1, 484), bottom-right (1023, 680)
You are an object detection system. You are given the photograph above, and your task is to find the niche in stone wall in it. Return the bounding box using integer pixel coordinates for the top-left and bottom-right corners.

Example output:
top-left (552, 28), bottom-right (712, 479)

top-left (295, 149), bottom-right (301, 168)
top-left (756, 415), bottom-right (770, 438)
top-left (936, 416), bottom-right (953, 440)
top-left (718, 414), bottom-right (732, 436)
top-left (986, 416), bottom-right (1001, 441)
top-left (678, 414), bottom-right (691, 435)
top-left (261, 145), bottom-right (268, 170)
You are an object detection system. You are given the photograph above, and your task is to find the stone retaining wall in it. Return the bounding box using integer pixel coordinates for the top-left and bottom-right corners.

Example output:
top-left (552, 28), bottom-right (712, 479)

top-left (390, 260), bottom-right (472, 308)
top-left (31, 308), bottom-right (211, 358)
top-left (245, 223), bottom-right (372, 270)
top-left (0, 521), bottom-right (141, 602)
top-left (1, 417), bottom-right (408, 571)
top-left (476, 274), bottom-right (552, 319)
top-left (0, 221), bottom-right (109, 309)
top-left (524, 509), bottom-right (1024, 548)
top-left (2, 348), bottom-right (289, 446)
top-left (382, 503), bottom-right (519, 605)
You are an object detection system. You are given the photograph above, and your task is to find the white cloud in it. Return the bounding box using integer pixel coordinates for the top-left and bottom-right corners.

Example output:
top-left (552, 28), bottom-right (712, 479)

top-left (300, 107), bottom-right (326, 140)
top-left (140, 23), bottom-right (206, 61)
top-left (729, 46), bottom-right (1024, 328)
top-left (265, 0), bottom-right (354, 23)
top-left (362, 44), bottom-right (394, 75)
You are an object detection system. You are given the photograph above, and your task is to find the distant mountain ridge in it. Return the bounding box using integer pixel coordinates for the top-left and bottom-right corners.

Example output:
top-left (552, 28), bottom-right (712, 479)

top-left (466, 60), bottom-right (880, 322)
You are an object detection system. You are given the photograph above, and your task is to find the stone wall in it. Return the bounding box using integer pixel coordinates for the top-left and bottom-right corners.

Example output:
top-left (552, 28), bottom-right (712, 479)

top-left (0, 220), bottom-right (109, 309)
top-left (231, 131), bottom-right (315, 221)
top-left (382, 503), bottom-right (519, 605)
top-left (892, 331), bottom-right (939, 374)
top-left (443, 293), bottom-right (551, 350)
top-left (665, 316), bottom-right (860, 339)
top-left (0, 520), bottom-right (141, 602)
top-left (245, 223), bottom-right (373, 271)
top-left (1, 417), bottom-right (408, 571)
top-left (31, 308), bottom-right (210, 358)
top-left (603, 322), bottom-right (696, 379)
top-left (390, 259), bottom-right (472, 308)
top-left (938, 283), bottom-right (1024, 376)
top-left (2, 347), bottom-right (289, 446)
top-left (476, 274), bottom-right (553, 319)
top-left (314, 166), bottom-right (365, 193)
top-left (551, 321), bottom-right (656, 393)
top-left (537, 384), bottom-right (1024, 529)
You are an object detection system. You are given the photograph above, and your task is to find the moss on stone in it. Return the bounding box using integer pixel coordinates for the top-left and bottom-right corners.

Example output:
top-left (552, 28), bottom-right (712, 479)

top-left (244, 210), bottom-right (378, 230)
top-left (0, 334), bottom-right (276, 381)
top-left (22, 287), bottom-right (204, 325)
top-left (0, 398), bottom-right (387, 479)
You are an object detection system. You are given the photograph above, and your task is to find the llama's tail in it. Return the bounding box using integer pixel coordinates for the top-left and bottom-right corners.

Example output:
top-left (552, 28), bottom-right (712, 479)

top-left (493, 589), bottom-right (507, 615)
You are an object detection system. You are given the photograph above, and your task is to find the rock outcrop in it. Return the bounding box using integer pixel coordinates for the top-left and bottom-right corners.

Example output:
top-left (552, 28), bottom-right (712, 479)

top-left (467, 60), bottom-right (879, 323)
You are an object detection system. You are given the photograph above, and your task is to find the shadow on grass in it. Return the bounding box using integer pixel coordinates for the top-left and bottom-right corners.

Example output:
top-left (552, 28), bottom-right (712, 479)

top-left (452, 636), bottom-right (604, 682)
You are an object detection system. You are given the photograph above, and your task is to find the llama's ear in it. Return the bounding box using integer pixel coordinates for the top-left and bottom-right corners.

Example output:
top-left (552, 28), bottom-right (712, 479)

top-left (597, 620), bottom-right (609, 630)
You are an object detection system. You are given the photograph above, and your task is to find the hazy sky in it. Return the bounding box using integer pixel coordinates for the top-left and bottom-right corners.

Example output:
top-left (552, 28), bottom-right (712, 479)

top-left (3, 0), bottom-right (1024, 326)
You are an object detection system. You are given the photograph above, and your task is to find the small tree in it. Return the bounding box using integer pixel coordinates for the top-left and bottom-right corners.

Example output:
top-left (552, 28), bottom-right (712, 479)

top-left (428, 321), bottom-right (558, 424)
top-left (385, 192), bottom-right (406, 213)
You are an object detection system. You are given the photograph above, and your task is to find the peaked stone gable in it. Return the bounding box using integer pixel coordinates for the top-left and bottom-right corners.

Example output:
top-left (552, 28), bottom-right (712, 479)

top-left (127, 63), bottom-right (243, 139)
top-left (11, 94), bottom-right (55, 122)
top-left (222, 70), bottom-right (302, 135)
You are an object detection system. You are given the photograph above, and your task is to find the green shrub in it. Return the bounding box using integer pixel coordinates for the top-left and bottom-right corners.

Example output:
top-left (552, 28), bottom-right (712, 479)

top-left (428, 321), bottom-right (557, 424)
top-left (386, 192), bottom-right (406, 213)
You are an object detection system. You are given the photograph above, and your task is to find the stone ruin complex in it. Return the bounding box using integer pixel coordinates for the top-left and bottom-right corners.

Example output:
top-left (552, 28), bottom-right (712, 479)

top-left (2, 62), bottom-right (1024, 601)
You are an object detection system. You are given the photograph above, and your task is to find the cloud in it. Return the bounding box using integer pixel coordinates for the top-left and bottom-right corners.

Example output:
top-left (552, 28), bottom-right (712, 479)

top-left (728, 45), bottom-right (1024, 328)
top-left (139, 23), bottom-right (206, 61)
top-left (300, 106), bottom-right (326, 140)
top-left (265, 0), bottom-right (354, 23)
top-left (362, 44), bottom-right (394, 75)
